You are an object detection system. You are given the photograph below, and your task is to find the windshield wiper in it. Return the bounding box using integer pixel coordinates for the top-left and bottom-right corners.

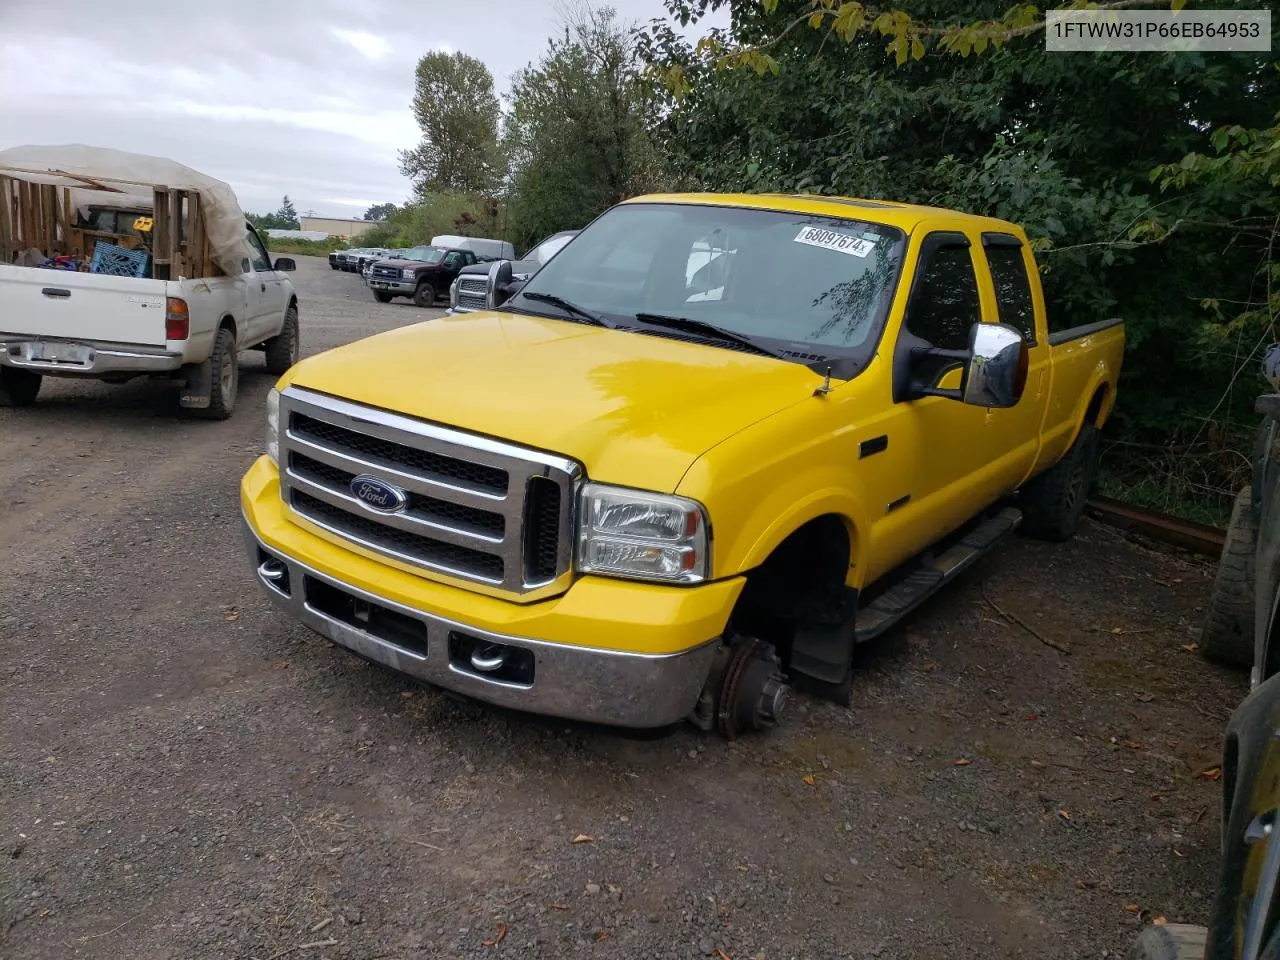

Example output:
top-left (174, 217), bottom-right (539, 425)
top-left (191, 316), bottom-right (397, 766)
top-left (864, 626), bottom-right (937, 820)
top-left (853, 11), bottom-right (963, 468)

top-left (519, 292), bottom-right (610, 328)
top-left (633, 312), bottom-right (785, 359)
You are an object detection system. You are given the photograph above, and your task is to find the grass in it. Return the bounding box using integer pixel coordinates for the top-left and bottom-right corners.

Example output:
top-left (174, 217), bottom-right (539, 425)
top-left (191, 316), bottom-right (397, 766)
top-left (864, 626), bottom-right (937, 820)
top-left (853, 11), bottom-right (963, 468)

top-left (266, 237), bottom-right (348, 256)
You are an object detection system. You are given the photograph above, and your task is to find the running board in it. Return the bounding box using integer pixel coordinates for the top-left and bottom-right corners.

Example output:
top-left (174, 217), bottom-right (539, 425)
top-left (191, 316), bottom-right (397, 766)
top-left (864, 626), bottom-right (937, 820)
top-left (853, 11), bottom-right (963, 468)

top-left (854, 506), bottom-right (1022, 642)
top-left (787, 506), bottom-right (1022, 697)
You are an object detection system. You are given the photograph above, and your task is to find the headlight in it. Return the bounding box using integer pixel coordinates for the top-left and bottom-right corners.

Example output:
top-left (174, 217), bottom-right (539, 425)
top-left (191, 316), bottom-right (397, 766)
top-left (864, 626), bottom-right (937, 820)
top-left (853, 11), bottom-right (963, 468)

top-left (577, 482), bottom-right (709, 583)
top-left (265, 388), bottom-right (280, 464)
top-left (402, 268), bottom-right (416, 280)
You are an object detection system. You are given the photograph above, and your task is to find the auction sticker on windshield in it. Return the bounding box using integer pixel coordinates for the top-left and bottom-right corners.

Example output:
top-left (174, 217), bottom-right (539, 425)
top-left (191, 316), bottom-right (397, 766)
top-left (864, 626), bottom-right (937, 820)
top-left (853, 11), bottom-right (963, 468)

top-left (794, 226), bottom-right (875, 258)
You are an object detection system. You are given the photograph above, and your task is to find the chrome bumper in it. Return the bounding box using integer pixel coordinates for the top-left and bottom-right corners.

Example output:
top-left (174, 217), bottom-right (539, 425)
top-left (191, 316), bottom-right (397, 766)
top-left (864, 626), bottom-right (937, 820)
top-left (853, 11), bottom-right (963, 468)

top-left (242, 518), bottom-right (719, 728)
top-left (368, 279), bottom-right (416, 294)
top-left (0, 337), bottom-right (184, 376)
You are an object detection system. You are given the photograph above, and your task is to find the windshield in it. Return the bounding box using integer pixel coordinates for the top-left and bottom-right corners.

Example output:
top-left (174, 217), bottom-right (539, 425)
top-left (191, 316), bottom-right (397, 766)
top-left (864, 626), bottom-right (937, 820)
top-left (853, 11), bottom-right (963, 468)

top-left (529, 233), bottom-right (575, 264)
top-left (513, 203), bottom-right (905, 371)
top-left (401, 246), bottom-right (445, 263)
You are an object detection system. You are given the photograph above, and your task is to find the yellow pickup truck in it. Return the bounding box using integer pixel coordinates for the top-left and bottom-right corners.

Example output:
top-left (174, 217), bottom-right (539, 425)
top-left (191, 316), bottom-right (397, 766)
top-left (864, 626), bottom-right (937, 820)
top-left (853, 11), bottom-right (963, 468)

top-left (240, 193), bottom-right (1124, 737)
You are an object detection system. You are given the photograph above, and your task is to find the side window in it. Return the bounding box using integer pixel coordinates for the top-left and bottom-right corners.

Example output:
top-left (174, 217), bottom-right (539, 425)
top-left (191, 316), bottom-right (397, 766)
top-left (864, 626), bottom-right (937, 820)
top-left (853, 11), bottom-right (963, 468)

top-left (245, 228), bottom-right (271, 272)
top-left (984, 239), bottom-right (1036, 342)
top-left (905, 240), bottom-right (980, 350)
top-left (464, 251), bottom-right (476, 265)
top-left (442, 252), bottom-right (462, 269)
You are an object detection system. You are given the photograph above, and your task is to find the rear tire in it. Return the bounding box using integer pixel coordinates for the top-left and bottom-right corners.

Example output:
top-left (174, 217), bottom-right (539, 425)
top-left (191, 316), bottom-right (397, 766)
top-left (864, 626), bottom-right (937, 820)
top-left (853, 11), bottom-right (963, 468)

top-left (264, 305), bottom-right (300, 375)
top-left (1201, 488), bottom-right (1256, 668)
top-left (0, 367), bottom-right (42, 407)
top-left (199, 326), bottom-right (238, 421)
top-left (1021, 423), bottom-right (1099, 542)
top-left (373, 291), bottom-right (393, 304)
top-left (413, 282), bottom-right (436, 308)
top-left (1125, 923), bottom-right (1207, 960)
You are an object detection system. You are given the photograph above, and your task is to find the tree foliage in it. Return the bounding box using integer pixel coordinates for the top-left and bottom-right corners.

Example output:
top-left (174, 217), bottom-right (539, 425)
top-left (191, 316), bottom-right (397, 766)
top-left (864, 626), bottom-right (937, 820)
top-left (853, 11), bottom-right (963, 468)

top-left (503, 4), bottom-right (666, 251)
top-left (363, 202), bottom-right (398, 221)
top-left (247, 195), bottom-right (301, 231)
top-left (639, 0), bottom-right (1277, 521)
top-left (399, 51), bottom-right (504, 196)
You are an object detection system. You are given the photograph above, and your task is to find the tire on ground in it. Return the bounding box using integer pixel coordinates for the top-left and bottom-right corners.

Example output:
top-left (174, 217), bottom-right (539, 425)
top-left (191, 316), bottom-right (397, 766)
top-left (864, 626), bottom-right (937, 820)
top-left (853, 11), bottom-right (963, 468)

top-left (1125, 923), bottom-right (1208, 960)
top-left (1200, 487), bottom-right (1257, 668)
top-left (264, 304), bottom-right (300, 375)
top-left (0, 367), bottom-right (42, 407)
top-left (413, 282), bottom-right (435, 308)
top-left (1020, 422), bottom-right (1100, 542)
top-left (198, 326), bottom-right (238, 421)
top-left (373, 291), bottom-right (393, 304)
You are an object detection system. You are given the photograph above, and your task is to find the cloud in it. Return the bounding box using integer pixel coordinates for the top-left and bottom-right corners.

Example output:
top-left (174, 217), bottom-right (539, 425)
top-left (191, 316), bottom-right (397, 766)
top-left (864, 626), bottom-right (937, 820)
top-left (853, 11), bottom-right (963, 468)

top-left (0, 0), bottom-right (727, 218)
top-left (333, 29), bottom-right (393, 61)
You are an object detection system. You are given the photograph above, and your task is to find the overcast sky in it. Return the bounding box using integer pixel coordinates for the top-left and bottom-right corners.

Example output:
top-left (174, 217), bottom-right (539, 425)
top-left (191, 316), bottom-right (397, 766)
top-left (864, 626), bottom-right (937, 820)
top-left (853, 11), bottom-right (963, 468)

top-left (0, 0), bottom-right (725, 219)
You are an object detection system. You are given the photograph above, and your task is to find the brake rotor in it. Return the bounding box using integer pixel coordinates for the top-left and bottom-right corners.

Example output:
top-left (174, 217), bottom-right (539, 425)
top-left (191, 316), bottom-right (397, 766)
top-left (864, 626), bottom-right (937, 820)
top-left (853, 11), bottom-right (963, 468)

top-left (716, 638), bottom-right (787, 740)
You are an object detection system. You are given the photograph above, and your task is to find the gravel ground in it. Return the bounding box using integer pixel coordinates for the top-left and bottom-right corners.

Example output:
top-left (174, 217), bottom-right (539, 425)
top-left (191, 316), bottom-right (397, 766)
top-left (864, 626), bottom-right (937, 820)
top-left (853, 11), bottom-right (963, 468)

top-left (0, 256), bottom-right (1247, 959)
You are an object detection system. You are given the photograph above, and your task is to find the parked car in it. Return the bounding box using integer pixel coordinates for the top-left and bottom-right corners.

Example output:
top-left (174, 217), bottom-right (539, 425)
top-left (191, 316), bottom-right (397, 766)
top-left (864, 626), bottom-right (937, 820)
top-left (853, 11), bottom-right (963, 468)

top-left (241, 193), bottom-right (1124, 736)
top-left (328, 249), bottom-right (344, 270)
top-left (450, 230), bottom-right (579, 314)
top-left (0, 145), bottom-right (299, 420)
top-left (366, 244), bottom-right (481, 307)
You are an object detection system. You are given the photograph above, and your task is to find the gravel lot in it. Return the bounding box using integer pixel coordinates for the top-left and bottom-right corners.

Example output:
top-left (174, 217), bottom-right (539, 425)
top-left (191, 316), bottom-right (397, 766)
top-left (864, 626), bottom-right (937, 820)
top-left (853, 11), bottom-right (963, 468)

top-left (1, 255), bottom-right (1247, 959)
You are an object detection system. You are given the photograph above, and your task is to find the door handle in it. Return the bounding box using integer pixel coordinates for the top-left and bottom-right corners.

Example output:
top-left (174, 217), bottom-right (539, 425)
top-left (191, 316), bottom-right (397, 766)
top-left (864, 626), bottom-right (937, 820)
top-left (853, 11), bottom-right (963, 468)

top-left (41, 287), bottom-right (71, 299)
top-left (260, 283), bottom-right (266, 292)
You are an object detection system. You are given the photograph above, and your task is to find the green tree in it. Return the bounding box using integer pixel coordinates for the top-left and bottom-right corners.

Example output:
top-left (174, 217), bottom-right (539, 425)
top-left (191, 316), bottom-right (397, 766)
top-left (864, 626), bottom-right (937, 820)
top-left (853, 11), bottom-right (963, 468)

top-left (400, 51), bottom-right (504, 196)
top-left (503, 4), bottom-right (665, 251)
top-left (276, 195), bottom-right (299, 229)
top-left (363, 202), bottom-right (398, 221)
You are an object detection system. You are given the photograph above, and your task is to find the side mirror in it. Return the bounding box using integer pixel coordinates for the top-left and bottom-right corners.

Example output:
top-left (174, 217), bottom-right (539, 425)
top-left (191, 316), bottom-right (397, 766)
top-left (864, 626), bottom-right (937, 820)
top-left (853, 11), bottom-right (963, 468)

top-left (274, 257), bottom-right (296, 272)
top-left (961, 323), bottom-right (1029, 408)
top-left (485, 260), bottom-right (515, 308)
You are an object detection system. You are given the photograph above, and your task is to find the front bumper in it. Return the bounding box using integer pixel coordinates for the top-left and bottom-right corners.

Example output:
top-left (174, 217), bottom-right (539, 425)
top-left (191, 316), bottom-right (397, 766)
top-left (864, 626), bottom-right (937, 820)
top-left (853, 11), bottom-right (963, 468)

top-left (368, 278), bottom-right (416, 294)
top-left (240, 457), bottom-right (739, 727)
top-left (0, 336), bottom-right (184, 376)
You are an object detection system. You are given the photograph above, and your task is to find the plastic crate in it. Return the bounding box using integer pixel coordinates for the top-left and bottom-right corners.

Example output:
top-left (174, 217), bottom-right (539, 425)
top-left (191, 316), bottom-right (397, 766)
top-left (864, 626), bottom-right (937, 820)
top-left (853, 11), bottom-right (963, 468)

top-left (90, 240), bottom-right (150, 278)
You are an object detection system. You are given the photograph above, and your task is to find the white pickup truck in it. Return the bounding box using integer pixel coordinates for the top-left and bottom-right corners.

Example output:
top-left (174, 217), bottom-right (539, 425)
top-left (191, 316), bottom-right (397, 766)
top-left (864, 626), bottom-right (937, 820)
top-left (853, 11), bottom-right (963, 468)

top-left (0, 145), bottom-right (300, 418)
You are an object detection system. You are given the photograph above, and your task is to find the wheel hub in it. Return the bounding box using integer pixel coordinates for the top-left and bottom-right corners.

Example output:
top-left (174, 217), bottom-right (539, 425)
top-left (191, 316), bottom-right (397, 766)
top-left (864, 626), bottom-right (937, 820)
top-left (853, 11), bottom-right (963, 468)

top-left (715, 638), bottom-right (787, 740)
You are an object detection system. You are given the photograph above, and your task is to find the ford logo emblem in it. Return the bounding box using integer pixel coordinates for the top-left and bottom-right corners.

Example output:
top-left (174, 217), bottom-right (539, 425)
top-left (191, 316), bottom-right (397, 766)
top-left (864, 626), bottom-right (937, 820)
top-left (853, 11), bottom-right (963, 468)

top-left (349, 475), bottom-right (408, 514)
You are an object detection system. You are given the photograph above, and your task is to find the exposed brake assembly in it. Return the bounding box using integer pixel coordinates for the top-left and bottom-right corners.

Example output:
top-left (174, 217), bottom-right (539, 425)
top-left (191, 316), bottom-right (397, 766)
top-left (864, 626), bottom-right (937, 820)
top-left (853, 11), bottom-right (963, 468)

top-left (691, 636), bottom-right (788, 740)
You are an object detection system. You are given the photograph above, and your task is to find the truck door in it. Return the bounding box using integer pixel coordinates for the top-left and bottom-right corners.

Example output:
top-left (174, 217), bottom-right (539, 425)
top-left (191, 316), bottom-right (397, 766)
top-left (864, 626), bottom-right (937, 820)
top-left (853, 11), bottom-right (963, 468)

top-left (974, 233), bottom-right (1051, 490)
top-left (245, 227), bottom-right (287, 343)
top-left (884, 230), bottom-right (1001, 542)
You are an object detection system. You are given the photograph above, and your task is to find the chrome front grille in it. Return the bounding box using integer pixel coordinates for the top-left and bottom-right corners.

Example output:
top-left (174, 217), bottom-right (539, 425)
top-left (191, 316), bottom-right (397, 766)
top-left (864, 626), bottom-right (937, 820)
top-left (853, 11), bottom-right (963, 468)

top-left (372, 264), bottom-right (402, 281)
top-left (456, 276), bottom-right (488, 311)
top-left (278, 387), bottom-right (579, 598)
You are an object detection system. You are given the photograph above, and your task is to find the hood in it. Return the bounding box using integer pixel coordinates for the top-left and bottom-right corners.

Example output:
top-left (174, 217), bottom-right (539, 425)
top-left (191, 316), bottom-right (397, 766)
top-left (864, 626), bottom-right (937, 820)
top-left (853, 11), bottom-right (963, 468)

top-left (282, 312), bottom-right (821, 492)
top-left (377, 258), bottom-right (444, 270)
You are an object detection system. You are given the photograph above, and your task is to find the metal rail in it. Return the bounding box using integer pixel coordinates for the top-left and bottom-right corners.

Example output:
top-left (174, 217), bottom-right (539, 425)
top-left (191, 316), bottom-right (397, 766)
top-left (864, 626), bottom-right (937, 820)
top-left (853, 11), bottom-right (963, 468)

top-left (1086, 496), bottom-right (1226, 558)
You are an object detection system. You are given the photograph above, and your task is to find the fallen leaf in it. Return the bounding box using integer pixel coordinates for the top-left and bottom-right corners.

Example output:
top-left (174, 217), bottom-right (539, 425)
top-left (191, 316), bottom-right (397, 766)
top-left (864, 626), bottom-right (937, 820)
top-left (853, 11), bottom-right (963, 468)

top-left (1134, 692), bottom-right (1155, 703)
top-left (224, 609), bottom-right (240, 621)
top-left (470, 905), bottom-right (482, 915)
top-left (549, 904), bottom-right (569, 911)
top-left (593, 930), bottom-right (610, 942)
top-left (400, 691), bottom-right (414, 698)
top-left (952, 758), bottom-right (971, 766)
top-left (1148, 793), bottom-right (1162, 802)
top-left (38, 908), bottom-right (49, 917)
top-left (493, 922), bottom-right (507, 945)
top-left (1174, 850), bottom-right (1186, 859)
top-left (1197, 767), bottom-right (1222, 781)
top-left (717, 949), bottom-right (734, 960)
top-left (1127, 741), bottom-right (1144, 750)
top-left (1111, 627), bottom-right (1124, 634)
top-left (1025, 713), bottom-right (1039, 721)
top-left (802, 775), bottom-right (816, 786)
top-left (1153, 916), bottom-right (1167, 925)
top-left (1059, 809), bottom-right (1072, 821)
top-left (1030, 759), bottom-right (1046, 768)
top-left (273, 661), bottom-right (289, 670)
top-left (571, 834), bottom-right (593, 844)
top-left (1181, 643), bottom-right (1199, 652)
top-left (1124, 904), bottom-right (1140, 913)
